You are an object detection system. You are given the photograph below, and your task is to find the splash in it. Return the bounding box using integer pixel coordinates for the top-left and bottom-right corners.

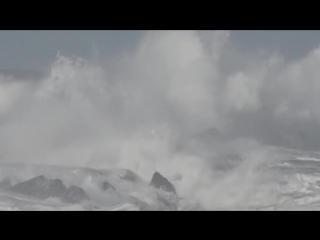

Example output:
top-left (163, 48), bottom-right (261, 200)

top-left (1, 31), bottom-right (320, 209)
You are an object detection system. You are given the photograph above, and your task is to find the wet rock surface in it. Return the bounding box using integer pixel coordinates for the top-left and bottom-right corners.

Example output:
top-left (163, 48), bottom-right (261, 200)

top-left (9, 175), bottom-right (89, 204)
top-left (64, 185), bottom-right (90, 203)
top-left (150, 172), bottom-right (176, 194)
top-left (101, 181), bottom-right (115, 191)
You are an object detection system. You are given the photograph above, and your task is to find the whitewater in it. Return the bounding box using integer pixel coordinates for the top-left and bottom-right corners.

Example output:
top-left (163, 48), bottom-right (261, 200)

top-left (1, 30), bottom-right (320, 210)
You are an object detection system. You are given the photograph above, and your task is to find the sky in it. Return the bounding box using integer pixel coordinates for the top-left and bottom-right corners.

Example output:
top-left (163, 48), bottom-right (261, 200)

top-left (0, 30), bottom-right (143, 71)
top-left (1, 30), bottom-right (320, 71)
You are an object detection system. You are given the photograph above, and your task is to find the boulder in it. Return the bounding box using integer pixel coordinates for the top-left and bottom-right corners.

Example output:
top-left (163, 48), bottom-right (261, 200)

top-left (10, 176), bottom-right (66, 199)
top-left (64, 185), bottom-right (90, 204)
top-left (101, 181), bottom-right (115, 191)
top-left (9, 175), bottom-right (89, 204)
top-left (149, 172), bottom-right (176, 194)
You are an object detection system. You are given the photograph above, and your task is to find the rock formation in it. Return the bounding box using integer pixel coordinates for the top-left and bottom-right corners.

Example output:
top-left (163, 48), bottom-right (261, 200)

top-left (149, 172), bottom-right (176, 194)
top-left (9, 175), bottom-right (89, 204)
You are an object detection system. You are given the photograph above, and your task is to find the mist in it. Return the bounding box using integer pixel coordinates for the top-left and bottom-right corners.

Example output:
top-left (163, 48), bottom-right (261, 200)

top-left (1, 30), bottom-right (320, 210)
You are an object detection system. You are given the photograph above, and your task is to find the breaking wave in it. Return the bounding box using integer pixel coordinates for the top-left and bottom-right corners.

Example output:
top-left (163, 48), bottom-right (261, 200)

top-left (1, 31), bottom-right (320, 210)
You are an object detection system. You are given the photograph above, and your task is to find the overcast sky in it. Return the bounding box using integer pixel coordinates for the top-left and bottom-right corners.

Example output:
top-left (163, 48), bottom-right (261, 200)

top-left (1, 30), bottom-right (320, 71)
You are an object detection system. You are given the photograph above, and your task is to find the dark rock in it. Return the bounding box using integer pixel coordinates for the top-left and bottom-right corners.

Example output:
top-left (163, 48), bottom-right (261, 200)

top-left (47, 179), bottom-right (68, 198)
top-left (101, 181), bottom-right (115, 191)
top-left (10, 175), bottom-right (66, 199)
top-left (9, 175), bottom-right (89, 204)
top-left (149, 172), bottom-right (176, 194)
top-left (64, 186), bottom-right (90, 204)
top-left (156, 194), bottom-right (179, 210)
